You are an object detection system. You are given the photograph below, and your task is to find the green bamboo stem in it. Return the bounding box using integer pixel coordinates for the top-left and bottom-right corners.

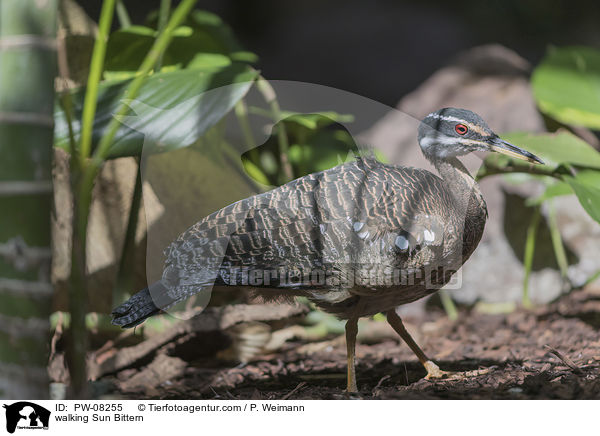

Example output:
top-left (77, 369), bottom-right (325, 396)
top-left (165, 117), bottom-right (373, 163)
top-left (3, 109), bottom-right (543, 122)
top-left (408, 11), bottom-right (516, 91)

top-left (0, 0), bottom-right (58, 399)
top-left (522, 206), bottom-right (541, 308)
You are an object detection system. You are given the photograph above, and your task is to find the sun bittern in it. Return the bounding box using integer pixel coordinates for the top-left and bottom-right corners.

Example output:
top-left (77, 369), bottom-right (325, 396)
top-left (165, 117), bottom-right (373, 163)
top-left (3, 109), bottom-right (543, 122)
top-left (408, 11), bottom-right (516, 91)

top-left (112, 108), bottom-right (543, 392)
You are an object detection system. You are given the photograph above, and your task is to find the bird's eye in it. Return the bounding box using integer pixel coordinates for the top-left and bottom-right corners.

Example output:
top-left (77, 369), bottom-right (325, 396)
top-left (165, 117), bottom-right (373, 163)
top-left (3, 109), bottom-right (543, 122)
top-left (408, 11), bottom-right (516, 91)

top-left (455, 124), bottom-right (468, 135)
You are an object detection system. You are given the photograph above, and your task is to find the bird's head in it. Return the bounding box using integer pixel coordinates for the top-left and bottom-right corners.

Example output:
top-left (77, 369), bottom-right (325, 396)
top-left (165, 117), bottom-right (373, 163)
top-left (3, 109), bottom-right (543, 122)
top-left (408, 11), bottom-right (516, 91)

top-left (417, 107), bottom-right (543, 164)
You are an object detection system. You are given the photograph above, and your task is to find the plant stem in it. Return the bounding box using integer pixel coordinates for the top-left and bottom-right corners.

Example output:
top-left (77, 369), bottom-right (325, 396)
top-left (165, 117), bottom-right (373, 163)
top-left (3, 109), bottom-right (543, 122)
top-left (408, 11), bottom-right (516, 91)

top-left (156, 0), bottom-right (171, 70)
top-left (234, 99), bottom-right (257, 150)
top-left (547, 199), bottom-right (570, 289)
top-left (58, 93), bottom-right (77, 159)
top-left (78, 0), bottom-right (115, 166)
top-left (68, 0), bottom-right (117, 399)
top-left (158, 0), bottom-right (172, 33)
top-left (583, 269), bottom-right (600, 288)
top-left (522, 206), bottom-right (541, 308)
top-left (439, 289), bottom-right (458, 321)
top-left (90, 0), bottom-right (198, 166)
top-left (68, 0), bottom-right (198, 398)
top-left (77, 0), bottom-right (199, 255)
top-left (255, 76), bottom-right (293, 182)
top-left (115, 0), bottom-right (131, 28)
top-left (476, 160), bottom-right (562, 182)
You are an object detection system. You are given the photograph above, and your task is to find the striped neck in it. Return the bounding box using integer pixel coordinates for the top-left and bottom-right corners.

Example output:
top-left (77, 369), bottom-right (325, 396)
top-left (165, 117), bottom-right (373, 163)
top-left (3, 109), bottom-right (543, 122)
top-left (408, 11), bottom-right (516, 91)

top-left (431, 156), bottom-right (482, 215)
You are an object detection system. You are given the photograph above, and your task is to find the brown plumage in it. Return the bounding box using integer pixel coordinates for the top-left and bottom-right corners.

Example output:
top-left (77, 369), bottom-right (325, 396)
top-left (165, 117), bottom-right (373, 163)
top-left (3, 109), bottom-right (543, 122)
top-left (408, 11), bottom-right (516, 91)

top-left (112, 108), bottom-right (543, 392)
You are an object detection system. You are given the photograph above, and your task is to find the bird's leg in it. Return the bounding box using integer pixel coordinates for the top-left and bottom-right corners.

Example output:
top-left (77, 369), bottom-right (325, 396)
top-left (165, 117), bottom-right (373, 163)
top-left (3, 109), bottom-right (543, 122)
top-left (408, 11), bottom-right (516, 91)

top-left (386, 309), bottom-right (446, 379)
top-left (345, 317), bottom-right (359, 393)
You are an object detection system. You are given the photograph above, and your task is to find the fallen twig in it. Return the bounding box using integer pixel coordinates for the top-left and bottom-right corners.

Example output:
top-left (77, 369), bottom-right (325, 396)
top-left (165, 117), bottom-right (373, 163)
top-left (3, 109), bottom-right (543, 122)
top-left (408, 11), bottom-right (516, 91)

top-left (544, 345), bottom-right (584, 375)
top-left (373, 374), bottom-right (391, 391)
top-left (281, 382), bottom-right (307, 400)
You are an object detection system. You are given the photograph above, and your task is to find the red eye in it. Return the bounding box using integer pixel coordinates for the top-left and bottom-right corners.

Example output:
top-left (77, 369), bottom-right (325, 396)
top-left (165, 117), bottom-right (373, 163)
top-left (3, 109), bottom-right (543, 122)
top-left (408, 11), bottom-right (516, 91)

top-left (454, 124), bottom-right (469, 135)
top-left (455, 124), bottom-right (468, 135)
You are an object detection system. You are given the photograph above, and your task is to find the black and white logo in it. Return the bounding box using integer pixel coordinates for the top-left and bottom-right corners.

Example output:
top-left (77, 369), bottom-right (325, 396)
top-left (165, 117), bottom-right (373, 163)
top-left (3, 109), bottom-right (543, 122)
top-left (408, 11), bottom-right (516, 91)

top-left (2, 402), bottom-right (50, 434)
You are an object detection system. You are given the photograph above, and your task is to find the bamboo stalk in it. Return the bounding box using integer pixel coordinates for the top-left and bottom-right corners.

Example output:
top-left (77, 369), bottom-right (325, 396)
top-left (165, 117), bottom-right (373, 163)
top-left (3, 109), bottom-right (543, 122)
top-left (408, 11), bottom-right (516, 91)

top-left (0, 0), bottom-right (57, 399)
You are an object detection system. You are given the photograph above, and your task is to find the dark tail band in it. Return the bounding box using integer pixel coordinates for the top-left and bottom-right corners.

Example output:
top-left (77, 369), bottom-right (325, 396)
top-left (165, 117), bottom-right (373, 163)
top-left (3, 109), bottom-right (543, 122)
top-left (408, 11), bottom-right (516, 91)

top-left (111, 282), bottom-right (167, 328)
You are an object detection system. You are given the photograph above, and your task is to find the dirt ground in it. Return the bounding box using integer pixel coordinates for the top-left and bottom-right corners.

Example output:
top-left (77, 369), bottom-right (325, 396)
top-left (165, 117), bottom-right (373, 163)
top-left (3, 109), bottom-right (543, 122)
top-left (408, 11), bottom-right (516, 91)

top-left (53, 284), bottom-right (600, 400)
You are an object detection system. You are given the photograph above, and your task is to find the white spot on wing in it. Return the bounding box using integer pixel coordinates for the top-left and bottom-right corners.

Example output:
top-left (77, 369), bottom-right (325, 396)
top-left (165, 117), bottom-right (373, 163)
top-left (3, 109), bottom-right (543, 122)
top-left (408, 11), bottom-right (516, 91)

top-left (395, 235), bottom-right (409, 251)
top-left (357, 230), bottom-right (370, 240)
top-left (353, 222), bottom-right (365, 232)
top-left (424, 229), bottom-right (435, 243)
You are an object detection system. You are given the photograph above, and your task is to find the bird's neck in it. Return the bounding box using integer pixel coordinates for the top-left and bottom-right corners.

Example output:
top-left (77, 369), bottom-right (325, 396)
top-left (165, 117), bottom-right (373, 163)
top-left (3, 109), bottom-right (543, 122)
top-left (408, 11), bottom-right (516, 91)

top-left (432, 157), bottom-right (484, 214)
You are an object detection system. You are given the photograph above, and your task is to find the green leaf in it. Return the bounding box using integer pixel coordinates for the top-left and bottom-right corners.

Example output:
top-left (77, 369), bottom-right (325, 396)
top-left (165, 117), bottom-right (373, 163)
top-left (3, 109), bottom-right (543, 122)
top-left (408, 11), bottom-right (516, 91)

top-left (283, 112), bottom-right (355, 130)
top-left (104, 26), bottom-right (157, 74)
top-left (241, 158), bottom-right (271, 186)
top-left (501, 130), bottom-right (600, 170)
top-left (104, 22), bottom-right (257, 76)
top-left (564, 170), bottom-right (600, 223)
top-left (54, 64), bottom-right (258, 158)
top-left (187, 53), bottom-right (231, 69)
top-left (532, 46), bottom-right (600, 129)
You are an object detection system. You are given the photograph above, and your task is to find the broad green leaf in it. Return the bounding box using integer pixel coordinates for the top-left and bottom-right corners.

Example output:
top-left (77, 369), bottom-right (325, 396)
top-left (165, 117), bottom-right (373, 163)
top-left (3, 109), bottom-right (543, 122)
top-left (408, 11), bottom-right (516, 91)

top-left (564, 170), bottom-right (600, 223)
top-left (501, 130), bottom-right (600, 170)
top-left (104, 22), bottom-right (257, 76)
top-left (54, 64), bottom-right (258, 159)
top-left (532, 46), bottom-right (600, 129)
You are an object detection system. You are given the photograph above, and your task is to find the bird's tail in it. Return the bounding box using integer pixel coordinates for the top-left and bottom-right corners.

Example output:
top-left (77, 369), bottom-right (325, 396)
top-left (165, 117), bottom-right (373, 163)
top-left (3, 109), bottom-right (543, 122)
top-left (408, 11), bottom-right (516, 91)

top-left (111, 281), bottom-right (170, 328)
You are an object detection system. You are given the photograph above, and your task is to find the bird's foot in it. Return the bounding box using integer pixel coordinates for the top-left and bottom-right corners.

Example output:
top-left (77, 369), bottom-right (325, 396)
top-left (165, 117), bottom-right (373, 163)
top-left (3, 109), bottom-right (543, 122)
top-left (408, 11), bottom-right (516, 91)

top-left (423, 360), bottom-right (448, 379)
top-left (423, 360), bottom-right (490, 381)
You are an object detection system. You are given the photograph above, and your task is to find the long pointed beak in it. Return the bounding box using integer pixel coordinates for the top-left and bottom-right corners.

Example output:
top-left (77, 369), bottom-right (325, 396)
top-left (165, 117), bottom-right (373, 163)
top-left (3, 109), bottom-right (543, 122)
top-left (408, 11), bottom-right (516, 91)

top-left (489, 137), bottom-right (544, 165)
